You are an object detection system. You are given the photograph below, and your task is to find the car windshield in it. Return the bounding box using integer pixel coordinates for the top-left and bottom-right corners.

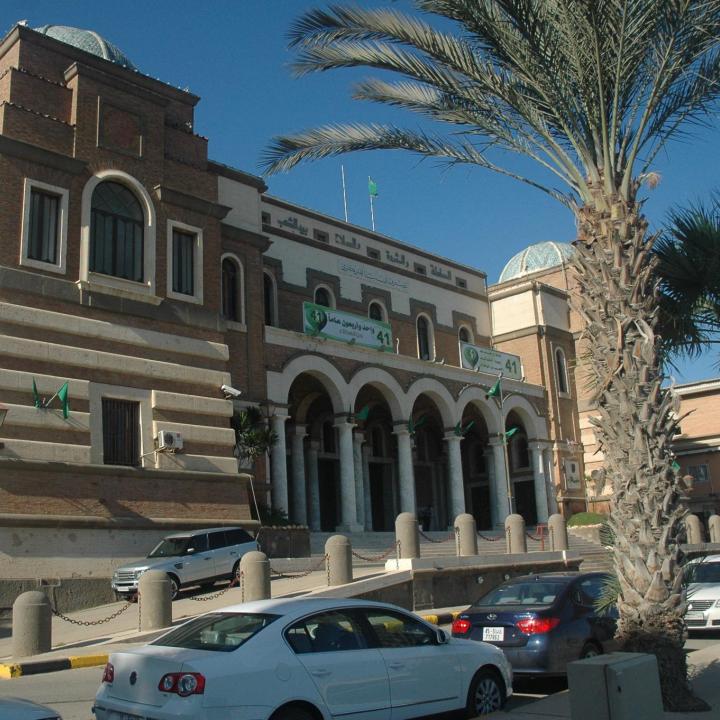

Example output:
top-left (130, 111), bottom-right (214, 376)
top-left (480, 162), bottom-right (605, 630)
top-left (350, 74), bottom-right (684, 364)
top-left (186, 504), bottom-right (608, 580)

top-left (684, 562), bottom-right (720, 584)
top-left (475, 580), bottom-right (567, 606)
top-left (147, 537), bottom-right (190, 558)
top-left (153, 612), bottom-right (279, 652)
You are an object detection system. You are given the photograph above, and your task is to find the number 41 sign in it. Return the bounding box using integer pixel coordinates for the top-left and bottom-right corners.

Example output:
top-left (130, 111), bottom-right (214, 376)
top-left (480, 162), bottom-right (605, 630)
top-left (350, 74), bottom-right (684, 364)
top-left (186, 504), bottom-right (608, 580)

top-left (460, 341), bottom-right (523, 381)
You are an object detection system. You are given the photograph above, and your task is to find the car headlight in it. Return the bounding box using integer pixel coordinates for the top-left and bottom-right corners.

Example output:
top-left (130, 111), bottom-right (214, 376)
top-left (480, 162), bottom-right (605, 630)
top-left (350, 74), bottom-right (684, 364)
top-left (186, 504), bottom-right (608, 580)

top-left (134, 569), bottom-right (146, 580)
top-left (715, 599), bottom-right (720, 608)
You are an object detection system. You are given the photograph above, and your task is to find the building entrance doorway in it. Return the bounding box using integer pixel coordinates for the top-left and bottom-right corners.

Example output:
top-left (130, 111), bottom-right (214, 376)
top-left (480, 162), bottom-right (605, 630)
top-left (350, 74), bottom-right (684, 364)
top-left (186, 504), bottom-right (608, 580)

top-left (369, 462), bottom-right (394, 531)
top-left (318, 459), bottom-right (339, 530)
top-left (514, 479), bottom-right (537, 525)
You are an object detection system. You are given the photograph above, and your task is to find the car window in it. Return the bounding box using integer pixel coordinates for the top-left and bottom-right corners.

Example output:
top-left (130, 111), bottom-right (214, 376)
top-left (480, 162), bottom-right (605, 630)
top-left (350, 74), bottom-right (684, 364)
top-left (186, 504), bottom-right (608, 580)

top-left (209, 531), bottom-right (227, 550)
top-left (363, 609), bottom-right (435, 648)
top-left (286, 611), bottom-right (367, 653)
top-left (684, 562), bottom-right (720, 584)
top-left (226, 528), bottom-right (253, 545)
top-left (153, 612), bottom-right (278, 652)
top-left (576, 577), bottom-right (606, 605)
top-left (187, 533), bottom-right (208, 553)
top-left (475, 580), bottom-right (566, 606)
top-left (147, 536), bottom-right (190, 558)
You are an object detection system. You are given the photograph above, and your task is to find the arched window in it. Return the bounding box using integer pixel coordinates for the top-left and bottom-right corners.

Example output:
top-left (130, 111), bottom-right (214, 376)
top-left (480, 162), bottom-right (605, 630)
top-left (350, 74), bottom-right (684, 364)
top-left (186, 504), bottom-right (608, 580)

top-left (321, 420), bottom-right (336, 454)
top-left (314, 285), bottom-right (333, 308)
top-left (368, 301), bottom-right (385, 322)
top-left (510, 432), bottom-right (531, 471)
top-left (370, 425), bottom-right (386, 457)
top-left (221, 256), bottom-right (243, 322)
top-left (90, 181), bottom-right (144, 282)
top-left (458, 326), bottom-right (471, 343)
top-left (263, 271), bottom-right (276, 326)
top-left (555, 347), bottom-right (569, 394)
top-left (417, 315), bottom-right (433, 360)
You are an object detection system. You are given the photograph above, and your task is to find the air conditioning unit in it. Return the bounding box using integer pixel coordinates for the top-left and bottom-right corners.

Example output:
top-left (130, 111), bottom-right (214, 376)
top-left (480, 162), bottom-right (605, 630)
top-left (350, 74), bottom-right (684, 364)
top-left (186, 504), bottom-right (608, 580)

top-left (157, 430), bottom-right (183, 452)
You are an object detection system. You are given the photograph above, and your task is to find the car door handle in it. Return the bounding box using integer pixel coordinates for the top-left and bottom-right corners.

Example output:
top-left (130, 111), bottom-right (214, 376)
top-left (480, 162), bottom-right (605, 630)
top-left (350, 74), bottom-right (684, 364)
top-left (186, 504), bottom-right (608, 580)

top-left (310, 669), bottom-right (331, 677)
top-left (387, 662), bottom-right (405, 670)
top-left (230, 551), bottom-right (237, 555)
top-left (204, 557), bottom-right (212, 561)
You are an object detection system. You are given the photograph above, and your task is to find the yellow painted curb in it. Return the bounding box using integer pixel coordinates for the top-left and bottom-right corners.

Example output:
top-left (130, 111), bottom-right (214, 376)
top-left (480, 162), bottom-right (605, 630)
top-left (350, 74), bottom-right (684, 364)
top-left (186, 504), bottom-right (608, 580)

top-left (422, 614), bottom-right (439, 625)
top-left (0, 663), bottom-right (23, 679)
top-left (451, 611), bottom-right (461, 620)
top-left (69, 654), bottom-right (109, 669)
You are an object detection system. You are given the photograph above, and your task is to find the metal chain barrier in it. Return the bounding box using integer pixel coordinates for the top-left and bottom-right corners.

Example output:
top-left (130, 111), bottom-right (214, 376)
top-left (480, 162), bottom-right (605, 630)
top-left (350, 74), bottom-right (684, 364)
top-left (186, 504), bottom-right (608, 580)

top-left (187, 571), bottom-right (242, 602)
top-left (524, 526), bottom-right (547, 550)
top-left (52, 594), bottom-right (137, 627)
top-left (418, 529), bottom-right (455, 544)
top-left (477, 532), bottom-right (503, 542)
top-left (270, 554), bottom-right (328, 580)
top-left (351, 545), bottom-right (397, 562)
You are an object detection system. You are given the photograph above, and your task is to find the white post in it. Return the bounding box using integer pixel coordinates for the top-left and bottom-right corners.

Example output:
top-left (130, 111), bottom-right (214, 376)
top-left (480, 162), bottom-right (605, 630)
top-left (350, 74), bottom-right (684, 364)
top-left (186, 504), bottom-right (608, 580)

top-left (353, 431), bottom-right (366, 529)
top-left (290, 425), bottom-right (308, 525)
top-left (270, 414), bottom-right (290, 517)
top-left (307, 440), bottom-right (321, 531)
top-left (394, 425), bottom-right (416, 515)
top-left (444, 433), bottom-right (466, 522)
top-left (489, 437), bottom-right (510, 528)
top-left (362, 442), bottom-right (372, 530)
top-left (335, 420), bottom-right (362, 532)
top-left (529, 441), bottom-right (550, 523)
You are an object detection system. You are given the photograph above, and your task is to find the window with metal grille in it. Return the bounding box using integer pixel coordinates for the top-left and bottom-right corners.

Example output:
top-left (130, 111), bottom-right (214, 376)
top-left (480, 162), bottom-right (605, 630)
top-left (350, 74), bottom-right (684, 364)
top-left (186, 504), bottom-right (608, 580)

top-left (102, 398), bottom-right (140, 466)
top-left (28, 188), bottom-right (60, 264)
top-left (172, 229), bottom-right (195, 296)
top-left (417, 315), bottom-right (431, 360)
top-left (222, 257), bottom-right (240, 321)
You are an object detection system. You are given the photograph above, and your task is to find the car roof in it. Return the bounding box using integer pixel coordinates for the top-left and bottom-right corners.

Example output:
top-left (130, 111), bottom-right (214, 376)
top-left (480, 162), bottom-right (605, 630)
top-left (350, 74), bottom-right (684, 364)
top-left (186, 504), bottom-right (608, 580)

top-left (163, 527), bottom-right (248, 539)
top-left (502, 572), bottom-right (585, 582)
top-left (205, 597), bottom-right (409, 619)
top-left (686, 554), bottom-right (720, 564)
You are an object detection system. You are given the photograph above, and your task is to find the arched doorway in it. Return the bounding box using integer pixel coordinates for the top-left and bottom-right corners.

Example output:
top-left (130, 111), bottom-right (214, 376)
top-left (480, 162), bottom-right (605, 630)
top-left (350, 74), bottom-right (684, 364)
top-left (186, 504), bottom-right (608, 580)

top-left (458, 404), bottom-right (492, 530)
top-left (506, 411), bottom-right (537, 524)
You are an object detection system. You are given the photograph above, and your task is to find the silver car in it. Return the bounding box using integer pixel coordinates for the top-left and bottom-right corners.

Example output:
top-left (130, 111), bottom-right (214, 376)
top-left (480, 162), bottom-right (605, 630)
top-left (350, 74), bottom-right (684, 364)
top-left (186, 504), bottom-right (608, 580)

top-left (0, 698), bottom-right (61, 719)
top-left (112, 527), bottom-right (257, 600)
top-left (684, 554), bottom-right (720, 631)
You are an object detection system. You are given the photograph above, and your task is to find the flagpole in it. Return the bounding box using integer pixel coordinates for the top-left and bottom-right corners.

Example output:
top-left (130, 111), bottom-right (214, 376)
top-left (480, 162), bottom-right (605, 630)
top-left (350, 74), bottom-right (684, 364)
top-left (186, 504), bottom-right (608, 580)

top-left (368, 175), bottom-right (376, 231)
top-left (341, 165), bottom-right (349, 223)
top-left (496, 372), bottom-right (515, 517)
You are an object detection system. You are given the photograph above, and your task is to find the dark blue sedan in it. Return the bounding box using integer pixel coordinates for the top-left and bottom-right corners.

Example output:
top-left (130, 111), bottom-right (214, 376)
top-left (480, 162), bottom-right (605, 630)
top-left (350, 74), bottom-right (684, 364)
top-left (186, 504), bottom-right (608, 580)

top-left (451, 572), bottom-right (618, 677)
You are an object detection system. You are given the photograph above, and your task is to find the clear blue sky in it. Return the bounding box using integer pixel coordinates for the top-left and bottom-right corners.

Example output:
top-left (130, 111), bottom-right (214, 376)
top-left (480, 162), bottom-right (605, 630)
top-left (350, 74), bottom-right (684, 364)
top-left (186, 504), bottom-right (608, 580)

top-left (3, 1), bottom-right (718, 382)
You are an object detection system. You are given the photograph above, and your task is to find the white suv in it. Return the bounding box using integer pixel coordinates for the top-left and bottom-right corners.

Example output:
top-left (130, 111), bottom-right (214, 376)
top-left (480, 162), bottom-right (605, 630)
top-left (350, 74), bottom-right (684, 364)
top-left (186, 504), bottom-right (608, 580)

top-left (111, 527), bottom-right (257, 600)
top-left (684, 554), bottom-right (720, 631)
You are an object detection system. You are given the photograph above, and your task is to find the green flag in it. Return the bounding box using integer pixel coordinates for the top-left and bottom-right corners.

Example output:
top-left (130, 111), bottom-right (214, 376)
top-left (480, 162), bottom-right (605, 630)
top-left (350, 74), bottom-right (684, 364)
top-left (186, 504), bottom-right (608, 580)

top-left (504, 426), bottom-right (519, 441)
top-left (486, 377), bottom-right (501, 399)
top-left (355, 404), bottom-right (370, 421)
top-left (57, 382), bottom-right (70, 419)
top-left (671, 460), bottom-right (681, 472)
top-left (368, 177), bottom-right (378, 197)
top-left (32, 378), bottom-right (41, 408)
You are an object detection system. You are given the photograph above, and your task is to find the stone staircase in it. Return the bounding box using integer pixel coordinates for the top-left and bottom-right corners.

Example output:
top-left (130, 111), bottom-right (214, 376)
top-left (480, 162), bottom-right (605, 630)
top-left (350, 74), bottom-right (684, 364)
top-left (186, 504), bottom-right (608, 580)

top-left (309, 528), bottom-right (613, 573)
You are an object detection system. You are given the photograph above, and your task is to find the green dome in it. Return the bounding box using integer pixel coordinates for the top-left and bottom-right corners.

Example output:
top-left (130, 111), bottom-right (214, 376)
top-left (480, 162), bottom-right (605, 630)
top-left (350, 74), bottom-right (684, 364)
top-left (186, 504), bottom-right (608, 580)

top-left (34, 25), bottom-right (137, 70)
top-left (499, 241), bottom-right (574, 282)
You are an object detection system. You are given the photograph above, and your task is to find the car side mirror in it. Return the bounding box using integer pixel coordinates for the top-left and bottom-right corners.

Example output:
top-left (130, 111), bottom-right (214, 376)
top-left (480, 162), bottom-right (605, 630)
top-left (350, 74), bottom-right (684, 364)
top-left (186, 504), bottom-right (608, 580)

top-left (435, 628), bottom-right (448, 645)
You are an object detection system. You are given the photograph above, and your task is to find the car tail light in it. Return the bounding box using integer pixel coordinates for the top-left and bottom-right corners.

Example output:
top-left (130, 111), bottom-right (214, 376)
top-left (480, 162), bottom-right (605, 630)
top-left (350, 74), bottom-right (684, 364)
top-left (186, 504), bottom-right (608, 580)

top-left (101, 662), bottom-right (114, 684)
top-left (158, 672), bottom-right (206, 696)
top-left (515, 617), bottom-right (561, 635)
top-left (452, 618), bottom-right (472, 635)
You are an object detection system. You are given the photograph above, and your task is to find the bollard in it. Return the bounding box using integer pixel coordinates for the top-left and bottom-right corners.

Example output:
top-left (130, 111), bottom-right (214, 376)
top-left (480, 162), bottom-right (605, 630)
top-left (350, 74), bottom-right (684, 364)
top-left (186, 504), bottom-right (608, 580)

top-left (505, 514), bottom-right (527, 554)
top-left (240, 550), bottom-right (271, 601)
top-left (12, 591), bottom-right (51, 658)
top-left (395, 512), bottom-right (420, 559)
top-left (325, 535), bottom-right (353, 586)
top-left (138, 570), bottom-right (172, 631)
top-left (548, 513), bottom-right (568, 551)
top-left (454, 513), bottom-right (478, 557)
top-left (709, 515), bottom-right (720, 544)
top-left (685, 513), bottom-right (704, 545)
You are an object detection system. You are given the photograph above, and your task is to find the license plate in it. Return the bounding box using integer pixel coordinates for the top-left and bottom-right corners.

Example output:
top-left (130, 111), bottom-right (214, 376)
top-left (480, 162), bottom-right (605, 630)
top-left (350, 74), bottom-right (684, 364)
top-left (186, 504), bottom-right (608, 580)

top-left (483, 626), bottom-right (504, 642)
top-left (685, 611), bottom-right (705, 621)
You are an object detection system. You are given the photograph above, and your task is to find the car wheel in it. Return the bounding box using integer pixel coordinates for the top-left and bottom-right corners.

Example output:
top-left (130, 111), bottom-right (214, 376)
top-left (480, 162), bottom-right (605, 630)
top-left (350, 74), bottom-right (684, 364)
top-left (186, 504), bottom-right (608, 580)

top-left (270, 704), bottom-right (315, 720)
top-left (467, 668), bottom-right (505, 717)
top-left (167, 574), bottom-right (180, 601)
top-left (231, 560), bottom-right (240, 582)
top-left (580, 641), bottom-right (602, 660)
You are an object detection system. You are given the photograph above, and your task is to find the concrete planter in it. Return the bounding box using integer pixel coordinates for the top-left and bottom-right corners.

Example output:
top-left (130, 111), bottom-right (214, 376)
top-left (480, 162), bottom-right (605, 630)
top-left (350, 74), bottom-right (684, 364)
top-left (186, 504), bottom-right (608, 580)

top-left (257, 526), bottom-right (310, 558)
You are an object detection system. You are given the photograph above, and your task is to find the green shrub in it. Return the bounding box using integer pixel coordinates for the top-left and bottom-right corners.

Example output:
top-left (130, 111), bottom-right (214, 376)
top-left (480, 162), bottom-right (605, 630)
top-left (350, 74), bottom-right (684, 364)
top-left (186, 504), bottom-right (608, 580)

top-left (567, 511), bottom-right (607, 527)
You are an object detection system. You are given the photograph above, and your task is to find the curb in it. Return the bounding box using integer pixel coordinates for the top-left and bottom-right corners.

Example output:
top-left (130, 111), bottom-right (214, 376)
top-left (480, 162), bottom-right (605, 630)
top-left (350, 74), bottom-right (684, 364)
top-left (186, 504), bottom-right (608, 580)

top-left (421, 610), bottom-right (461, 625)
top-left (0, 653), bottom-right (108, 679)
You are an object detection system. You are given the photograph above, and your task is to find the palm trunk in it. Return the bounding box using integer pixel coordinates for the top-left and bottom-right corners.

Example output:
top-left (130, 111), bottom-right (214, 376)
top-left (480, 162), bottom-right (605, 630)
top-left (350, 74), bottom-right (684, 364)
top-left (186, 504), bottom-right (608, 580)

top-left (572, 181), bottom-right (707, 711)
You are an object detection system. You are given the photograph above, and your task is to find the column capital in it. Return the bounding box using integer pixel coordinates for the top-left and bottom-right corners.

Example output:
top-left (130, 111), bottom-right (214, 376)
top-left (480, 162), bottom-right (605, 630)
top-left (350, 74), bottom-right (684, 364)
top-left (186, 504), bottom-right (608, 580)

top-left (270, 413), bottom-right (291, 424)
top-left (308, 439), bottom-right (321, 452)
top-left (333, 419), bottom-right (356, 431)
top-left (528, 440), bottom-right (550, 451)
top-left (290, 424), bottom-right (307, 438)
top-left (392, 422), bottom-right (412, 438)
top-left (443, 431), bottom-right (463, 444)
top-left (353, 430), bottom-right (366, 445)
top-left (488, 436), bottom-right (506, 448)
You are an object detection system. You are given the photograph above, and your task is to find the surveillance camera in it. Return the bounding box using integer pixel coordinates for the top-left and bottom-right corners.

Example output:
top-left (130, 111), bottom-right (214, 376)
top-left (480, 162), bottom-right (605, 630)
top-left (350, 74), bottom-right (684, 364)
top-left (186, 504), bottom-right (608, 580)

top-left (221, 384), bottom-right (243, 398)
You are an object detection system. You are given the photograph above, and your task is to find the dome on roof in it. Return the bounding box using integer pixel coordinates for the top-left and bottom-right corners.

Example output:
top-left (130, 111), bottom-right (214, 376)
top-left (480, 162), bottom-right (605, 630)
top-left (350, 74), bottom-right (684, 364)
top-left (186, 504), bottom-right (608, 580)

top-left (499, 241), bottom-right (574, 282)
top-left (33, 25), bottom-right (136, 70)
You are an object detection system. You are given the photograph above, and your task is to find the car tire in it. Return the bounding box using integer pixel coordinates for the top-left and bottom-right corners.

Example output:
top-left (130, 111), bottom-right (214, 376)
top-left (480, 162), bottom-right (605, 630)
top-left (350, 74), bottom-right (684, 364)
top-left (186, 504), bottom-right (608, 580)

top-left (580, 641), bottom-right (602, 660)
top-left (270, 704), bottom-right (315, 720)
top-left (230, 560), bottom-right (240, 582)
top-left (466, 667), bottom-right (506, 717)
top-left (167, 574), bottom-right (180, 601)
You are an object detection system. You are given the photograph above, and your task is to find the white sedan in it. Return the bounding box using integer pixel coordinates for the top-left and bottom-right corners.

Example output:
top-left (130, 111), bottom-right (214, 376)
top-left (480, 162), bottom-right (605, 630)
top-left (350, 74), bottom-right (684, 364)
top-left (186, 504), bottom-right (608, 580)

top-left (0, 698), bottom-right (62, 719)
top-left (92, 597), bottom-right (512, 719)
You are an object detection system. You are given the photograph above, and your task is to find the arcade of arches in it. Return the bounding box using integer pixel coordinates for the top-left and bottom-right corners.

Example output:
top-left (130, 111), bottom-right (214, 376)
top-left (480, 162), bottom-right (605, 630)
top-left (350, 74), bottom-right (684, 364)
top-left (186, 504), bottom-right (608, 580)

top-left (266, 357), bottom-right (556, 531)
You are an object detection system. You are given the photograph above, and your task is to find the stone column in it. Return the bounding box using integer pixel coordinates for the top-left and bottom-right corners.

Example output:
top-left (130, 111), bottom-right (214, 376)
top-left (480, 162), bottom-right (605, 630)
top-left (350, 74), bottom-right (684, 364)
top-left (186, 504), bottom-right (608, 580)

top-left (270, 414), bottom-right (290, 517)
top-left (353, 431), bottom-right (366, 529)
top-left (334, 420), bottom-right (361, 532)
top-left (484, 446), bottom-right (499, 528)
top-left (544, 449), bottom-right (559, 515)
top-left (529, 442), bottom-right (550, 523)
top-left (362, 443), bottom-right (372, 530)
top-left (444, 433), bottom-right (466, 521)
top-left (394, 425), bottom-right (416, 515)
top-left (290, 425), bottom-right (308, 525)
top-left (307, 440), bottom-right (321, 531)
top-left (489, 437), bottom-right (510, 527)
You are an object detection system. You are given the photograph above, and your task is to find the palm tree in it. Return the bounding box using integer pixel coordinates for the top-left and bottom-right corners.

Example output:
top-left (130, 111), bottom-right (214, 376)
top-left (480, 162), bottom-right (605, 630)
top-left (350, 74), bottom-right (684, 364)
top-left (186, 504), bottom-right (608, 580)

top-left (263, 2), bottom-right (720, 708)
top-left (655, 196), bottom-right (720, 366)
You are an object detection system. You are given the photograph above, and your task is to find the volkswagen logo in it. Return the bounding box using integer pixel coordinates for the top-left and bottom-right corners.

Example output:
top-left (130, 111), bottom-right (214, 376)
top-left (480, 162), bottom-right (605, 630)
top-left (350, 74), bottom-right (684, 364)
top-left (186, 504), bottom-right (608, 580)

top-left (129, 671), bottom-right (137, 685)
top-left (487, 613), bottom-right (497, 620)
